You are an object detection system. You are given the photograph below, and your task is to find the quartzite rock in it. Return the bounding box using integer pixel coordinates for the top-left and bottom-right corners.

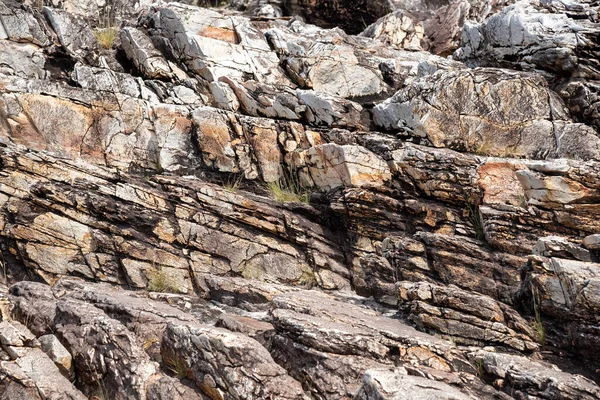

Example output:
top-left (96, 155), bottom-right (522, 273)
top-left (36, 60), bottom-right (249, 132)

top-left (373, 68), bottom-right (600, 161)
top-left (161, 322), bottom-right (306, 399)
top-left (0, 0), bottom-right (598, 398)
top-left (355, 368), bottom-right (476, 400)
top-left (398, 281), bottom-right (539, 351)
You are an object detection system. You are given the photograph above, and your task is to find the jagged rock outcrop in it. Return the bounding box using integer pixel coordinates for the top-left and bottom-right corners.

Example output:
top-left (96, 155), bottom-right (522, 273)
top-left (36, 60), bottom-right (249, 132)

top-left (0, 0), bottom-right (598, 398)
top-left (455, 0), bottom-right (600, 130)
top-left (475, 351), bottom-right (600, 399)
top-left (0, 320), bottom-right (85, 400)
top-left (520, 238), bottom-right (600, 359)
top-left (398, 281), bottom-right (539, 351)
top-left (355, 369), bottom-right (476, 400)
top-left (162, 322), bottom-right (306, 399)
top-left (373, 68), bottom-right (600, 160)
top-left (359, 10), bottom-right (424, 51)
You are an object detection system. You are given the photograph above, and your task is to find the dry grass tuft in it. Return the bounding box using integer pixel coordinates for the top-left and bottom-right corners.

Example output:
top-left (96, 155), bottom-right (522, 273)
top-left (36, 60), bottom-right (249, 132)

top-left (94, 27), bottom-right (117, 49)
top-left (147, 266), bottom-right (180, 293)
top-left (265, 171), bottom-right (310, 203)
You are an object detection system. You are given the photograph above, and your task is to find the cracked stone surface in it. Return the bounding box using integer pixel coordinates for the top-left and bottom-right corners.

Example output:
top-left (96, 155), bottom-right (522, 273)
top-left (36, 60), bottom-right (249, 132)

top-left (0, 0), bottom-right (598, 398)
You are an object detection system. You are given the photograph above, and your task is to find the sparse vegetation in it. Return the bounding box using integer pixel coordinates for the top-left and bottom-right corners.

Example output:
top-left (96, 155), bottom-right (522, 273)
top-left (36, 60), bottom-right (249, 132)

top-left (298, 267), bottom-right (318, 288)
top-left (265, 170), bottom-right (311, 203)
top-left (223, 173), bottom-right (243, 193)
top-left (90, 385), bottom-right (107, 400)
top-left (147, 266), bottom-right (180, 293)
top-left (474, 138), bottom-right (495, 156)
top-left (94, 27), bottom-right (118, 49)
top-left (475, 358), bottom-right (485, 378)
top-left (143, 338), bottom-right (160, 350)
top-left (84, 357), bottom-right (108, 400)
top-left (194, 0), bottom-right (228, 7)
top-left (531, 286), bottom-right (546, 345)
top-left (518, 193), bottom-right (528, 209)
top-left (163, 353), bottom-right (188, 379)
top-left (465, 199), bottom-right (486, 242)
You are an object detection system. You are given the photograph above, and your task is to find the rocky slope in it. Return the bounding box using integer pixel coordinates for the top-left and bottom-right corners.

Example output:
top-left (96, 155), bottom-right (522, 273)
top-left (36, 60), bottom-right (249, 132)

top-left (0, 0), bottom-right (599, 399)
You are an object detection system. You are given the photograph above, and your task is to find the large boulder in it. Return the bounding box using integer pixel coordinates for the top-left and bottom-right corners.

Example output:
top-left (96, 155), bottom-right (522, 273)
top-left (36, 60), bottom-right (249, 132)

top-left (455, 0), bottom-right (600, 129)
top-left (0, 320), bottom-right (85, 400)
top-left (398, 281), bottom-right (539, 351)
top-left (374, 68), bottom-right (600, 160)
top-left (161, 322), bottom-right (306, 399)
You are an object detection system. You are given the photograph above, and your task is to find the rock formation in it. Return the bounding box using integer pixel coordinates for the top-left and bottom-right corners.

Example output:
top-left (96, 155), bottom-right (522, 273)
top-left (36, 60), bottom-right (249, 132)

top-left (0, 0), bottom-right (599, 399)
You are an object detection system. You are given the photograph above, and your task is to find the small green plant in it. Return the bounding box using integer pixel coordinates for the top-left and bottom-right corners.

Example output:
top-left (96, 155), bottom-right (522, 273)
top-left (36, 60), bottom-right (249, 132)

top-left (518, 193), bottom-right (528, 209)
top-left (265, 170), bottom-right (310, 203)
top-left (147, 266), bottom-right (180, 293)
top-left (94, 27), bottom-right (117, 49)
top-left (361, 16), bottom-right (369, 30)
top-left (474, 137), bottom-right (495, 156)
top-left (465, 200), bottom-right (486, 242)
top-left (475, 358), bottom-right (485, 378)
top-left (163, 353), bottom-right (188, 379)
top-left (223, 174), bottom-right (243, 193)
top-left (298, 267), bottom-right (318, 289)
top-left (531, 286), bottom-right (546, 345)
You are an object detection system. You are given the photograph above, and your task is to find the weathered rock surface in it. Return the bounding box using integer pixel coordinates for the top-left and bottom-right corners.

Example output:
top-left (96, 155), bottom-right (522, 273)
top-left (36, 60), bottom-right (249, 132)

top-left (521, 238), bottom-right (600, 359)
top-left (0, 0), bottom-right (598, 398)
top-left (162, 322), bottom-right (306, 399)
top-left (455, 0), bottom-right (599, 79)
top-left (355, 368), bottom-right (476, 400)
top-left (374, 68), bottom-right (600, 160)
top-left (268, 290), bottom-right (478, 398)
top-left (476, 351), bottom-right (600, 399)
top-left (0, 320), bottom-right (85, 400)
top-left (359, 10), bottom-right (424, 51)
top-left (455, 0), bottom-right (600, 130)
top-left (398, 281), bottom-right (539, 351)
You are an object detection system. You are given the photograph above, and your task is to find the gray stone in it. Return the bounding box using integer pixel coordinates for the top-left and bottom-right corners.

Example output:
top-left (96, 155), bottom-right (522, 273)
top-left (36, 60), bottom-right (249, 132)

top-left (583, 234), bottom-right (600, 250)
top-left (479, 351), bottom-right (600, 399)
top-left (355, 368), bottom-right (475, 399)
top-left (298, 144), bottom-right (392, 190)
top-left (533, 236), bottom-right (591, 262)
top-left (2, 347), bottom-right (86, 400)
top-left (43, 7), bottom-right (99, 64)
top-left (0, 1), bottom-right (49, 46)
top-left (0, 321), bottom-right (36, 348)
top-left (55, 298), bottom-right (159, 400)
top-left (398, 281), bottom-right (539, 351)
top-left (373, 68), bottom-right (600, 161)
top-left (360, 10), bottom-right (423, 50)
top-left (38, 334), bottom-right (73, 378)
top-left (162, 322), bottom-right (306, 399)
top-left (0, 41), bottom-right (47, 79)
top-left (120, 27), bottom-right (187, 81)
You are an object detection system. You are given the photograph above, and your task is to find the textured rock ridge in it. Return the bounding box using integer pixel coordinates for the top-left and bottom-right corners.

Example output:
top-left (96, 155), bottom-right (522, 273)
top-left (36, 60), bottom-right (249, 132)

top-left (0, 0), bottom-right (599, 399)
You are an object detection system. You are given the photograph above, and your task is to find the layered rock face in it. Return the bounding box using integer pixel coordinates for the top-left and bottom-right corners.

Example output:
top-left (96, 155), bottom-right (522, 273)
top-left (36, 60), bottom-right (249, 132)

top-left (0, 0), bottom-right (599, 399)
